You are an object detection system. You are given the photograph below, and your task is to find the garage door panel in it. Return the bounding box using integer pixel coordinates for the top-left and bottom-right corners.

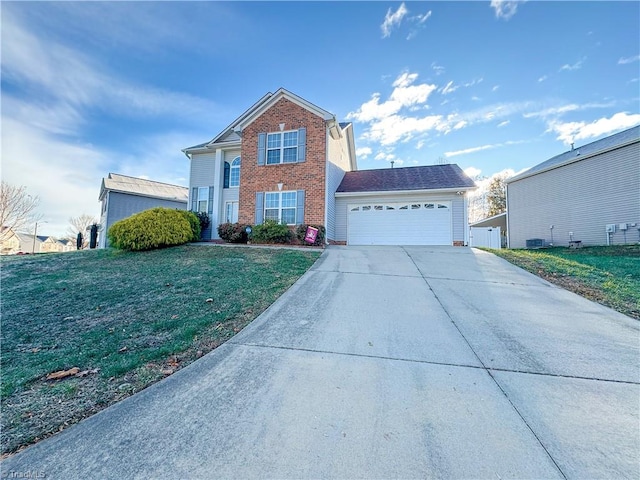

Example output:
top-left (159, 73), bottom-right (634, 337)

top-left (348, 202), bottom-right (452, 245)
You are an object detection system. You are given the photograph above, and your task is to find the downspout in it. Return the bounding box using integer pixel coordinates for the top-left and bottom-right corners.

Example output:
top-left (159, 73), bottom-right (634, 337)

top-left (324, 121), bottom-right (331, 245)
top-left (505, 183), bottom-right (510, 249)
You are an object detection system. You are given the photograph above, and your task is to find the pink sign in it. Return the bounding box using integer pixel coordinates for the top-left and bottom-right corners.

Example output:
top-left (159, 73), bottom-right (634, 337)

top-left (304, 226), bottom-right (319, 244)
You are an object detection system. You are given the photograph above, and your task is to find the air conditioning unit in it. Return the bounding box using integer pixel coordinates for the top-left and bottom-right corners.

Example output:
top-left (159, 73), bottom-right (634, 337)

top-left (526, 238), bottom-right (544, 249)
top-left (605, 224), bottom-right (616, 233)
top-left (619, 223), bottom-right (628, 231)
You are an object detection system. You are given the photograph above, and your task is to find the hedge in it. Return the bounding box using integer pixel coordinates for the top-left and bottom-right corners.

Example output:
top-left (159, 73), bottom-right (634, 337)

top-left (108, 208), bottom-right (195, 251)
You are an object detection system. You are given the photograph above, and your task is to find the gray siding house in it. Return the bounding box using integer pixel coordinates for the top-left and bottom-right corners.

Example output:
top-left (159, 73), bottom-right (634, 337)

top-left (98, 173), bottom-right (189, 248)
top-left (506, 125), bottom-right (640, 248)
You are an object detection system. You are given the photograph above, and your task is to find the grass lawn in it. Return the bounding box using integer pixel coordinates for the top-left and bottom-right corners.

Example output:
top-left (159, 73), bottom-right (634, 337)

top-left (486, 245), bottom-right (640, 320)
top-left (0, 245), bottom-right (320, 456)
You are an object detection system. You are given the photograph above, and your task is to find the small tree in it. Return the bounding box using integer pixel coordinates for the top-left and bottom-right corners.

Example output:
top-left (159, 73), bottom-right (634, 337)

top-left (487, 174), bottom-right (507, 217)
top-left (0, 181), bottom-right (41, 242)
top-left (66, 214), bottom-right (98, 248)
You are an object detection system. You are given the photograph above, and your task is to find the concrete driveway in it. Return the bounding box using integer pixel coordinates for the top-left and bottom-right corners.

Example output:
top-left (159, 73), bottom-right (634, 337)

top-left (2, 246), bottom-right (638, 479)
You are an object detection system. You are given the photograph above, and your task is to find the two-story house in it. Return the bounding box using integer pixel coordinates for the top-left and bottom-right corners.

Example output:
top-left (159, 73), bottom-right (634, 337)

top-left (183, 88), bottom-right (475, 245)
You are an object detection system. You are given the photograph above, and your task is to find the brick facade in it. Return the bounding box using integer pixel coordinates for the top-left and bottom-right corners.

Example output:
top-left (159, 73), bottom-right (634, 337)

top-left (239, 98), bottom-right (327, 226)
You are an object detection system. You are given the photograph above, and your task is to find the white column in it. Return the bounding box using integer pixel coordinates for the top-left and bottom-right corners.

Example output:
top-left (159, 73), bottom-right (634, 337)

top-left (211, 149), bottom-right (224, 239)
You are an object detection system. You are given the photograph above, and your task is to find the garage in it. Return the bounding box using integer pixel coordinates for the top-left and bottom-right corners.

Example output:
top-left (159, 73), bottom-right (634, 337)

top-left (348, 201), bottom-right (452, 245)
top-left (334, 164), bottom-right (477, 246)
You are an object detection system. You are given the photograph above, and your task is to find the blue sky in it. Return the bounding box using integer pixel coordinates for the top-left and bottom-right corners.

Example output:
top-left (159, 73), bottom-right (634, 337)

top-left (2, 1), bottom-right (639, 237)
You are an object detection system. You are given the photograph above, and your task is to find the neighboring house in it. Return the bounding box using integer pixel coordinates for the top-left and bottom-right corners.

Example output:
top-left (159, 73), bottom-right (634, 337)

top-left (38, 235), bottom-right (62, 253)
top-left (0, 227), bottom-right (44, 254)
top-left (183, 88), bottom-right (476, 245)
top-left (57, 239), bottom-right (73, 252)
top-left (506, 125), bottom-right (640, 248)
top-left (98, 173), bottom-right (189, 248)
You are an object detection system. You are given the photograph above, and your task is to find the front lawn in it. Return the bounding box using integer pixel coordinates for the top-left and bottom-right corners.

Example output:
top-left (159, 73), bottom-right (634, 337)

top-left (487, 245), bottom-right (639, 319)
top-left (0, 245), bottom-right (320, 456)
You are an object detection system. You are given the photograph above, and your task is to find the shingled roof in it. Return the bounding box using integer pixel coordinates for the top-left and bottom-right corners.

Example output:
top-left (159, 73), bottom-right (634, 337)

top-left (507, 125), bottom-right (640, 183)
top-left (336, 164), bottom-right (476, 194)
top-left (99, 173), bottom-right (188, 202)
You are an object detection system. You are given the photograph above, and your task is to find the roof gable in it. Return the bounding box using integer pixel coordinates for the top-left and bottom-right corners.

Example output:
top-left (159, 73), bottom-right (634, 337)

top-left (508, 125), bottom-right (640, 183)
top-left (183, 89), bottom-right (336, 154)
top-left (337, 164), bottom-right (476, 194)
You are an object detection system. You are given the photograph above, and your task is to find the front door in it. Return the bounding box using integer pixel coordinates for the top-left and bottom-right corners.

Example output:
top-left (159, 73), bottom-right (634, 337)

top-left (225, 201), bottom-right (239, 223)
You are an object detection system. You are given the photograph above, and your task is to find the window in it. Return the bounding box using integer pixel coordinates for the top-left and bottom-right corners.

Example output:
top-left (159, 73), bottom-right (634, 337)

top-left (265, 191), bottom-right (297, 224)
top-left (425, 203), bottom-right (435, 209)
top-left (438, 203), bottom-right (448, 209)
top-left (225, 202), bottom-right (239, 223)
top-left (230, 157), bottom-right (241, 187)
top-left (197, 187), bottom-right (209, 213)
top-left (267, 131), bottom-right (298, 164)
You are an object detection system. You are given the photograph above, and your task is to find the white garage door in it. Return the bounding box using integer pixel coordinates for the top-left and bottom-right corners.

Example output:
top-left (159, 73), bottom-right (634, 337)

top-left (348, 201), bottom-right (452, 245)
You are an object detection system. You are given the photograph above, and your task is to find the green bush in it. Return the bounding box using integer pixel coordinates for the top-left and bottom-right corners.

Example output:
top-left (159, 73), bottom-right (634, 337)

top-left (108, 207), bottom-right (194, 251)
top-left (250, 220), bottom-right (292, 244)
top-left (179, 210), bottom-right (201, 241)
top-left (295, 224), bottom-right (326, 246)
top-left (196, 211), bottom-right (210, 234)
top-left (218, 223), bottom-right (249, 243)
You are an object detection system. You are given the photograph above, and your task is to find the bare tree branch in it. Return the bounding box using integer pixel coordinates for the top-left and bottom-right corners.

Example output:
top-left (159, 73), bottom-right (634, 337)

top-left (0, 181), bottom-right (41, 242)
top-left (66, 214), bottom-right (98, 248)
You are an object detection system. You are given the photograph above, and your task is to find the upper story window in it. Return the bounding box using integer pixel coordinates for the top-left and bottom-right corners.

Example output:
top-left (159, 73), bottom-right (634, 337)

top-left (223, 156), bottom-right (241, 188)
top-left (267, 131), bottom-right (298, 164)
top-left (258, 128), bottom-right (306, 165)
top-left (230, 156), bottom-right (241, 187)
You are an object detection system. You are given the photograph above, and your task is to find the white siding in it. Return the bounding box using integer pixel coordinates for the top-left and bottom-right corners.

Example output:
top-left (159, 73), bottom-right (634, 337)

top-left (190, 153), bottom-right (216, 188)
top-left (325, 128), bottom-right (353, 241)
top-left (335, 192), bottom-right (465, 244)
top-left (507, 142), bottom-right (640, 248)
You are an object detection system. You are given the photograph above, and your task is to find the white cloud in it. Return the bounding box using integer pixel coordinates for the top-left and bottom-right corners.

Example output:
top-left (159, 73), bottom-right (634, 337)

top-left (445, 144), bottom-right (496, 158)
top-left (547, 112), bottom-right (640, 145)
top-left (356, 147), bottom-right (373, 159)
top-left (347, 72), bottom-right (437, 123)
top-left (492, 85), bottom-right (500, 92)
top-left (431, 62), bottom-right (445, 76)
top-left (381, 3), bottom-right (408, 38)
top-left (464, 167), bottom-right (482, 178)
top-left (498, 120), bottom-right (510, 128)
top-left (441, 81), bottom-right (458, 95)
top-left (559, 57), bottom-right (586, 72)
top-left (415, 11), bottom-right (432, 24)
top-left (523, 101), bottom-right (615, 119)
top-left (490, 1), bottom-right (522, 20)
top-left (618, 54), bottom-right (640, 65)
top-left (538, 75), bottom-right (548, 83)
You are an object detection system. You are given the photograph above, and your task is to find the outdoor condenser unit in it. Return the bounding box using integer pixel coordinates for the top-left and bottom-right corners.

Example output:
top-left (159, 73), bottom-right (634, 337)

top-left (605, 224), bottom-right (616, 233)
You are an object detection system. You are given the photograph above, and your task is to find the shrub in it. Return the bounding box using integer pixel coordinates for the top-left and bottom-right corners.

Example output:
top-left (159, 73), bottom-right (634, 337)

top-left (218, 223), bottom-right (249, 243)
top-left (108, 207), bottom-right (193, 251)
top-left (179, 210), bottom-right (201, 242)
top-left (196, 211), bottom-right (210, 234)
top-left (250, 220), bottom-right (292, 244)
top-left (295, 224), bottom-right (326, 246)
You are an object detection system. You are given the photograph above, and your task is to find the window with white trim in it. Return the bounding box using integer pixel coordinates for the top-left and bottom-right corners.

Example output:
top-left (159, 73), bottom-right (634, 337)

top-left (265, 191), bottom-right (297, 224)
top-left (230, 156), bottom-right (241, 187)
top-left (267, 131), bottom-right (298, 164)
top-left (225, 201), bottom-right (239, 223)
top-left (197, 187), bottom-right (209, 213)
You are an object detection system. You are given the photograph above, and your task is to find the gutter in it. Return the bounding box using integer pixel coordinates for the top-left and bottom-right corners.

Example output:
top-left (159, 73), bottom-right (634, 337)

top-left (335, 187), bottom-right (476, 197)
